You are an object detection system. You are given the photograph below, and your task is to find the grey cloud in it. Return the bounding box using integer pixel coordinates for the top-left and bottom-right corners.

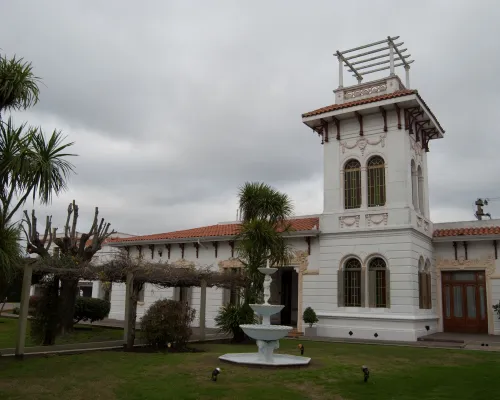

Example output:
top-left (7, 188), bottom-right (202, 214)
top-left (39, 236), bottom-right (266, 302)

top-left (3, 0), bottom-right (500, 237)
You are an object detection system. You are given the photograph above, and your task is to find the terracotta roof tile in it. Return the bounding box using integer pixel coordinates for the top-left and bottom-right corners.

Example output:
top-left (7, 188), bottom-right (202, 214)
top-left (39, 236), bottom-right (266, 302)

top-left (108, 217), bottom-right (320, 244)
top-left (433, 227), bottom-right (500, 237)
top-left (302, 90), bottom-right (417, 118)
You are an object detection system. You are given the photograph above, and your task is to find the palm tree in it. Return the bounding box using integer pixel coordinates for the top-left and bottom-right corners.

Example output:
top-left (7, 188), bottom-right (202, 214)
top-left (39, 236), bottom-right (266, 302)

top-left (0, 54), bottom-right (76, 276)
top-left (236, 182), bottom-right (294, 304)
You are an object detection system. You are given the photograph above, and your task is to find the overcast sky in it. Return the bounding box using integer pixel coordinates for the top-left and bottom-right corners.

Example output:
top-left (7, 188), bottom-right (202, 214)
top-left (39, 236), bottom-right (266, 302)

top-left (2, 0), bottom-right (500, 236)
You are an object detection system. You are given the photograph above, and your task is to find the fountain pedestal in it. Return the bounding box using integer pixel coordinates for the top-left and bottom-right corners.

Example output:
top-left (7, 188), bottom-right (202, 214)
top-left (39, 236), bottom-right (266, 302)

top-left (218, 265), bottom-right (311, 367)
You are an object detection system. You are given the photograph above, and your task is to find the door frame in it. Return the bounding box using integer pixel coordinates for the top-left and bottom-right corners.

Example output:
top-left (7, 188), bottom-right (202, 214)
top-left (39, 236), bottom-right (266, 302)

top-left (435, 255), bottom-right (496, 335)
top-left (441, 270), bottom-right (488, 334)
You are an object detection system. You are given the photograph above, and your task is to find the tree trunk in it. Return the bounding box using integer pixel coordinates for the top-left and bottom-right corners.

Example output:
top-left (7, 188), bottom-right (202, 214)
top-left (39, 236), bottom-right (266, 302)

top-left (42, 278), bottom-right (59, 346)
top-left (125, 281), bottom-right (141, 350)
top-left (59, 278), bottom-right (79, 334)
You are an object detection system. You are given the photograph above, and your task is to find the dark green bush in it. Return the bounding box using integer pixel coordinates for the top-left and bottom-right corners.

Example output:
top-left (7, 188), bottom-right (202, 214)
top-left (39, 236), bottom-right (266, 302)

top-left (214, 303), bottom-right (257, 343)
top-left (140, 299), bottom-right (195, 350)
top-left (12, 307), bottom-right (20, 315)
top-left (73, 297), bottom-right (111, 323)
top-left (303, 306), bottom-right (318, 328)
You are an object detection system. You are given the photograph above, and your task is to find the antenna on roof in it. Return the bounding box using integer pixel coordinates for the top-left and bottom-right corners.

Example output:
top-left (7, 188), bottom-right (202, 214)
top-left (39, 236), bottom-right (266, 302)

top-left (475, 198), bottom-right (492, 220)
top-left (335, 36), bottom-right (414, 88)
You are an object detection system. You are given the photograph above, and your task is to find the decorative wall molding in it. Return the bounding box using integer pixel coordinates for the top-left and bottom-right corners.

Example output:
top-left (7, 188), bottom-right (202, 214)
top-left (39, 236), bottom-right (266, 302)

top-left (344, 84), bottom-right (387, 100)
top-left (416, 216), bottom-right (423, 227)
top-left (424, 221), bottom-right (430, 232)
top-left (339, 215), bottom-right (360, 228)
top-left (435, 255), bottom-right (496, 276)
top-left (218, 257), bottom-right (243, 269)
top-left (365, 213), bottom-right (388, 227)
top-left (290, 250), bottom-right (309, 272)
top-left (171, 258), bottom-right (196, 269)
top-left (340, 132), bottom-right (387, 156)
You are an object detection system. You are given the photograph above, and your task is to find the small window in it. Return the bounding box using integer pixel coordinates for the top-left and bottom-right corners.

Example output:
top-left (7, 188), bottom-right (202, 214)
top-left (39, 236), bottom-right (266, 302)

top-left (367, 156), bottom-right (386, 207)
top-left (344, 159), bottom-right (362, 209)
top-left (368, 258), bottom-right (389, 308)
top-left (138, 285), bottom-right (145, 303)
top-left (344, 259), bottom-right (362, 307)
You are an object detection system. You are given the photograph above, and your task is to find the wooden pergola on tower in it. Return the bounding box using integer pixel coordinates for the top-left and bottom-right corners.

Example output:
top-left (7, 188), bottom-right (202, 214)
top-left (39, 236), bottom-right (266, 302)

top-left (336, 35), bottom-right (414, 88)
top-left (14, 256), bottom-right (247, 358)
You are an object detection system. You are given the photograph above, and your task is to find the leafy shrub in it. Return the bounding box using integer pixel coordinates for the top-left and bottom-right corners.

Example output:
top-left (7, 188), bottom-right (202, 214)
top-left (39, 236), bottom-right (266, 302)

top-left (493, 301), bottom-right (500, 319)
top-left (29, 295), bottom-right (40, 309)
top-left (141, 299), bottom-right (195, 350)
top-left (12, 307), bottom-right (20, 315)
top-left (74, 297), bottom-right (111, 323)
top-left (303, 306), bottom-right (319, 328)
top-left (215, 303), bottom-right (257, 343)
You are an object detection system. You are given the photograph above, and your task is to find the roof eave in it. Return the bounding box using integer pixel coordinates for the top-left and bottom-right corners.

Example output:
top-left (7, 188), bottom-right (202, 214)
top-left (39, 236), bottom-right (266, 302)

top-left (301, 94), bottom-right (417, 128)
top-left (107, 229), bottom-right (321, 247)
top-left (433, 234), bottom-right (500, 242)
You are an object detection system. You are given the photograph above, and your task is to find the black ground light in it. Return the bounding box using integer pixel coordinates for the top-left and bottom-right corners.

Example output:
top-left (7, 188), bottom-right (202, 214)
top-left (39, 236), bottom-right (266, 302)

top-left (362, 365), bottom-right (369, 383)
top-left (211, 367), bottom-right (221, 381)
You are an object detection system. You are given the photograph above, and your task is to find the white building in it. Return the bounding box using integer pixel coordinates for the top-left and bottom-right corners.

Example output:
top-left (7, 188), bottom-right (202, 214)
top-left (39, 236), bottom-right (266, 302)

top-left (106, 38), bottom-right (500, 341)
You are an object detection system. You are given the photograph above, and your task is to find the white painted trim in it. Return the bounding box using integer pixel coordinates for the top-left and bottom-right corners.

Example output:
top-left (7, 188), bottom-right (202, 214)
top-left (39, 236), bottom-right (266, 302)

top-left (318, 312), bottom-right (439, 322)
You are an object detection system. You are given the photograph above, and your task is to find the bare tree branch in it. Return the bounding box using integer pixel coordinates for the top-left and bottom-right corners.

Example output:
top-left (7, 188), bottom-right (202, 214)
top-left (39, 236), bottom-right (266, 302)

top-left (64, 201), bottom-right (73, 238)
top-left (70, 200), bottom-right (78, 247)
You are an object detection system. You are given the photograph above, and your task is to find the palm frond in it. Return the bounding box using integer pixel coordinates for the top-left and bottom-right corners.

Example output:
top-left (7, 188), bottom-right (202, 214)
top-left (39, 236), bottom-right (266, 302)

top-left (0, 54), bottom-right (41, 114)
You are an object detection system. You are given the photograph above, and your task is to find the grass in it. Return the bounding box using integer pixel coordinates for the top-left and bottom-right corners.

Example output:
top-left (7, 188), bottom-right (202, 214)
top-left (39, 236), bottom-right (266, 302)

top-left (0, 317), bottom-right (123, 349)
top-left (0, 339), bottom-right (498, 399)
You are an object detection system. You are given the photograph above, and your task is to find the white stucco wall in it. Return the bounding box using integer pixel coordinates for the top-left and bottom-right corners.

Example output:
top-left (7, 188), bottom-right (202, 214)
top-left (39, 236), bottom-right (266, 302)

top-left (107, 235), bottom-right (316, 328)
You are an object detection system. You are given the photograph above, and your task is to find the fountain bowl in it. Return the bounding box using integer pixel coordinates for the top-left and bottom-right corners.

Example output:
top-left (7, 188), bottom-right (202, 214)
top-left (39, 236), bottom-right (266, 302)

top-left (258, 267), bottom-right (278, 275)
top-left (219, 352), bottom-right (311, 367)
top-left (250, 304), bottom-right (284, 317)
top-left (240, 324), bottom-right (292, 341)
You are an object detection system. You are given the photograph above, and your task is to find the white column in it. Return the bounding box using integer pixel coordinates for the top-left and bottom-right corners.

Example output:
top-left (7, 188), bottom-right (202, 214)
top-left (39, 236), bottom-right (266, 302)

top-left (338, 55), bottom-right (344, 88)
top-left (389, 42), bottom-right (395, 76)
top-left (15, 264), bottom-right (33, 358)
top-left (199, 280), bottom-right (207, 340)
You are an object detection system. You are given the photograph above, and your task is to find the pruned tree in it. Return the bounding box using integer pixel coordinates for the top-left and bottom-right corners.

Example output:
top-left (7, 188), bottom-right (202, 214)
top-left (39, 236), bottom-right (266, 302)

top-left (22, 199), bottom-right (116, 338)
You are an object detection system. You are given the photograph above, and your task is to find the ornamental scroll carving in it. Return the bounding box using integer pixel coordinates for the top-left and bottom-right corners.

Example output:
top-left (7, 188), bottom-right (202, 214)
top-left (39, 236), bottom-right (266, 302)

top-left (171, 258), bottom-right (195, 269)
top-left (340, 132), bottom-right (387, 156)
top-left (344, 84), bottom-right (387, 100)
top-left (339, 215), bottom-right (360, 228)
top-left (365, 213), bottom-right (388, 227)
top-left (411, 139), bottom-right (423, 162)
top-left (218, 257), bottom-right (243, 270)
top-left (436, 255), bottom-right (496, 276)
top-left (290, 250), bottom-right (309, 272)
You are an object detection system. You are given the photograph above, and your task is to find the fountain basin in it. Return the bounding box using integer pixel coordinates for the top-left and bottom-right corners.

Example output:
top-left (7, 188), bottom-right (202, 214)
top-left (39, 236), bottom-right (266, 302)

top-left (257, 267), bottom-right (277, 275)
top-left (219, 352), bottom-right (311, 367)
top-left (250, 304), bottom-right (284, 317)
top-left (240, 324), bottom-right (292, 341)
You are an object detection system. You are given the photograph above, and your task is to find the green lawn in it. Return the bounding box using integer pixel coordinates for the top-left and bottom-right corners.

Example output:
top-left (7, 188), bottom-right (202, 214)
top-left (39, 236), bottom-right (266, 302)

top-left (0, 339), bottom-right (498, 400)
top-left (0, 317), bottom-right (123, 348)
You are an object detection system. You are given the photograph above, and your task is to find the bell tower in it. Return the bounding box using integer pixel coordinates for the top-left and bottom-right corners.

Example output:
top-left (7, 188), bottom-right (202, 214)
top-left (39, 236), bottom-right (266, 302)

top-left (301, 36), bottom-right (445, 237)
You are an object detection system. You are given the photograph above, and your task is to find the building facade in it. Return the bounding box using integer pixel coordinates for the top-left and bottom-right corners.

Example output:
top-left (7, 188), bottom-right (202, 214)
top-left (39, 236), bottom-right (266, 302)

top-left (106, 40), bottom-right (500, 341)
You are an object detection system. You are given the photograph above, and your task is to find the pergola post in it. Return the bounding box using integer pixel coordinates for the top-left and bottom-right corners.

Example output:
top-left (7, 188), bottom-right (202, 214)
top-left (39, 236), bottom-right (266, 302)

top-left (199, 279), bottom-right (207, 340)
top-left (123, 272), bottom-right (133, 347)
top-left (15, 263), bottom-right (33, 358)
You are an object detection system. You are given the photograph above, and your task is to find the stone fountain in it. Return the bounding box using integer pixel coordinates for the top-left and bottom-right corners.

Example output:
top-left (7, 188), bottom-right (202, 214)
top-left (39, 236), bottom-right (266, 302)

top-left (219, 261), bottom-right (311, 367)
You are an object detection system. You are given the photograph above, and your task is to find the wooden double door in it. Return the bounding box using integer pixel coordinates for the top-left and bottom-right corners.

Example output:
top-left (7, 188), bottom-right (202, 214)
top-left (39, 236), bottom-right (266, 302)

top-left (442, 270), bottom-right (488, 334)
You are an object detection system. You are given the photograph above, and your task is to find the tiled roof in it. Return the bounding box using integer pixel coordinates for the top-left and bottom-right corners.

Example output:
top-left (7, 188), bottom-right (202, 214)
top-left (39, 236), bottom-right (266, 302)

top-left (302, 90), bottom-right (417, 118)
top-left (433, 227), bottom-right (500, 237)
top-left (107, 217), bottom-right (320, 244)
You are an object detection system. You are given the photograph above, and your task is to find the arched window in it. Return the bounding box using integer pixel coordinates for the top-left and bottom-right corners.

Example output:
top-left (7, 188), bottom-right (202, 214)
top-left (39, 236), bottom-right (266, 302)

top-left (344, 159), bottom-right (361, 209)
top-left (411, 160), bottom-right (418, 210)
top-left (367, 156), bottom-right (386, 207)
top-left (419, 259), bottom-right (432, 309)
top-left (417, 165), bottom-right (424, 215)
top-left (338, 258), bottom-right (363, 307)
top-left (368, 257), bottom-right (390, 308)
